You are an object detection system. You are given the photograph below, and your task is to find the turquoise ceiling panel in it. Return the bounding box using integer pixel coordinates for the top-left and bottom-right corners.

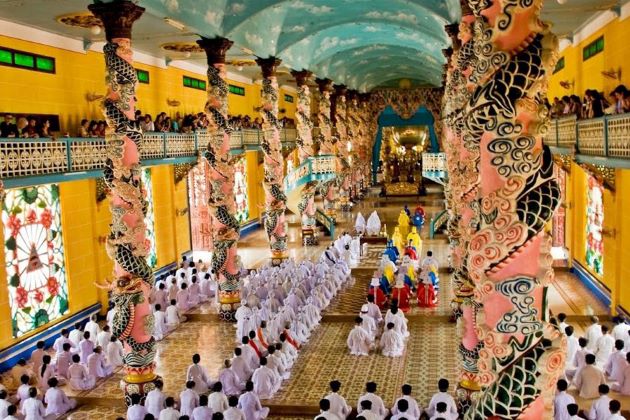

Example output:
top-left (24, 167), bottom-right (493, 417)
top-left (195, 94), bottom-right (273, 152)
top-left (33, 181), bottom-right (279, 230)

top-left (139, 0), bottom-right (462, 90)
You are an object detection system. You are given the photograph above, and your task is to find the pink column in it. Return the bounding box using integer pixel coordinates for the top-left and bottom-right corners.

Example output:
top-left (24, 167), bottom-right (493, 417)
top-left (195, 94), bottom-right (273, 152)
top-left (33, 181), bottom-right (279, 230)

top-left (333, 85), bottom-right (352, 211)
top-left (88, 0), bottom-right (158, 404)
top-left (315, 78), bottom-right (336, 219)
top-left (197, 37), bottom-right (241, 321)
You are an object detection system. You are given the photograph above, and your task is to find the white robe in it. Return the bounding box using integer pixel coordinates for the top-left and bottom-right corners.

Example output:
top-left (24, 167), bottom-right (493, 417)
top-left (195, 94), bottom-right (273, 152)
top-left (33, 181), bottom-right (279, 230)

top-left (44, 387), bottom-right (75, 416)
top-left (427, 392), bottom-right (458, 418)
top-left (219, 367), bottom-right (245, 396)
top-left (158, 407), bottom-right (180, 420)
top-left (145, 389), bottom-right (166, 418)
top-left (357, 392), bottom-right (388, 418)
top-left (69, 329), bottom-right (83, 347)
top-left (21, 397), bottom-right (45, 420)
top-left (96, 330), bottom-right (112, 350)
top-left (165, 305), bottom-right (180, 329)
top-left (87, 352), bottom-right (112, 378)
top-left (347, 326), bottom-right (372, 356)
top-left (588, 394), bottom-right (611, 420)
top-left (595, 334), bottom-right (615, 367)
top-left (84, 320), bottom-right (100, 344)
top-left (191, 406), bottom-right (213, 420)
top-left (223, 407), bottom-right (246, 420)
top-left (605, 350), bottom-right (627, 383)
top-left (325, 392), bottom-right (352, 419)
top-left (380, 329), bottom-right (405, 357)
top-left (553, 391), bottom-right (575, 420)
top-left (208, 391), bottom-right (229, 413)
top-left (391, 396), bottom-right (422, 419)
top-left (106, 340), bottom-right (124, 368)
top-left (68, 363), bottom-right (95, 390)
top-left (238, 391), bottom-right (270, 419)
top-left (179, 389), bottom-right (199, 417)
top-left (186, 363), bottom-right (211, 394)
top-left (127, 404), bottom-right (147, 420)
top-left (252, 365), bottom-right (279, 399)
top-left (586, 324), bottom-right (603, 352)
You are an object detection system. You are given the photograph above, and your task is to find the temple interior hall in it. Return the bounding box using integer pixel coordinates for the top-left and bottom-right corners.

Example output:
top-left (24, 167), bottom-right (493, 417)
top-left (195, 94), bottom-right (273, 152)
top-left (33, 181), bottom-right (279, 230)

top-left (2, 0), bottom-right (630, 419)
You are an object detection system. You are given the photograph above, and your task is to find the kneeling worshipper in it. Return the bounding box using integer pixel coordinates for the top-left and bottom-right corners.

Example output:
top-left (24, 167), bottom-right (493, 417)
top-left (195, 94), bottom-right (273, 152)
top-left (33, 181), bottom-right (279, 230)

top-left (368, 277), bottom-right (388, 309)
top-left (348, 317), bottom-right (373, 356)
top-left (252, 357), bottom-right (280, 399)
top-left (417, 272), bottom-right (437, 308)
top-left (355, 212), bottom-right (366, 235)
top-left (421, 251), bottom-right (440, 291)
top-left (380, 322), bottom-right (405, 357)
top-left (238, 380), bottom-right (270, 419)
top-left (366, 211), bottom-right (381, 236)
top-left (406, 226), bottom-right (422, 256)
top-left (391, 227), bottom-right (405, 256)
top-left (385, 304), bottom-right (409, 339)
top-left (397, 209), bottom-right (410, 240)
top-left (360, 305), bottom-right (378, 340)
top-left (68, 354), bottom-right (96, 391)
top-left (383, 240), bottom-right (399, 263)
top-left (391, 277), bottom-right (411, 313)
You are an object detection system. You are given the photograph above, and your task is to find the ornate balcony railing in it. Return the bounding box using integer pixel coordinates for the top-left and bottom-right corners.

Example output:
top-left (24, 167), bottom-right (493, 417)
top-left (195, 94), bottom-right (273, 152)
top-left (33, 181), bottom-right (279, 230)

top-left (1, 128), bottom-right (297, 187)
top-left (421, 152), bottom-right (447, 185)
top-left (283, 154), bottom-right (336, 192)
top-left (545, 114), bottom-right (630, 163)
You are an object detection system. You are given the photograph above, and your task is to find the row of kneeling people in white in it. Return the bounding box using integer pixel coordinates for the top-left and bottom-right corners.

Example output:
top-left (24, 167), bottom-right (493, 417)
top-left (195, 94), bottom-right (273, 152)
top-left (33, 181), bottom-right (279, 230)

top-left (313, 379), bottom-right (460, 420)
top-left (347, 302), bottom-right (409, 357)
top-left (126, 251), bottom-right (352, 420)
top-left (552, 314), bottom-right (630, 419)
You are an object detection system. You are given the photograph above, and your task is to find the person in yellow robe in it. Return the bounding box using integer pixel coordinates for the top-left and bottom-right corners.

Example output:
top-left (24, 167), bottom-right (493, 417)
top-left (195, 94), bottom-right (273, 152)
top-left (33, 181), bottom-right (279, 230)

top-left (391, 227), bottom-right (404, 255)
top-left (406, 226), bottom-right (422, 254)
top-left (397, 210), bottom-right (410, 240)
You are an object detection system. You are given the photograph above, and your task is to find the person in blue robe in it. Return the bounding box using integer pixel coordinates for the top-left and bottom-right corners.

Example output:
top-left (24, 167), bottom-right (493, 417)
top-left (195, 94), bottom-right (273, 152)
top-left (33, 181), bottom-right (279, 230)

top-left (379, 275), bottom-right (392, 295)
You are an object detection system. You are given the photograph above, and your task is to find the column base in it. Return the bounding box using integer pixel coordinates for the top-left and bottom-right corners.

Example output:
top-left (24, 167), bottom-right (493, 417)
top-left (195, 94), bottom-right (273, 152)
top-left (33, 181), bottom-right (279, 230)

top-left (325, 208), bottom-right (336, 222)
top-left (302, 227), bottom-right (318, 246)
top-left (456, 378), bottom-right (481, 415)
top-left (121, 370), bottom-right (161, 406)
top-left (271, 250), bottom-right (289, 266)
top-left (218, 290), bottom-right (240, 322)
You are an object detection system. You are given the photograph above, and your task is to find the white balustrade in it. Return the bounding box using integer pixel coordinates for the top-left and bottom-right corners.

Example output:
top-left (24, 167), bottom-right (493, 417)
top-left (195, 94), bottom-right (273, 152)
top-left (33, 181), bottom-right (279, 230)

top-left (0, 139), bottom-right (67, 177)
top-left (606, 114), bottom-right (630, 158)
top-left (422, 152), bottom-right (447, 172)
top-left (577, 118), bottom-right (605, 156)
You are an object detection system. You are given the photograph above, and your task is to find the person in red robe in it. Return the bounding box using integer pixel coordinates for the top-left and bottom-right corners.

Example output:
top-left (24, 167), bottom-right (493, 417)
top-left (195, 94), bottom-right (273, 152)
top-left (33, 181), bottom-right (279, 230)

top-left (404, 244), bottom-right (418, 260)
top-left (417, 275), bottom-right (437, 308)
top-left (391, 278), bottom-right (411, 313)
top-left (368, 277), bottom-right (388, 309)
top-left (283, 325), bottom-right (300, 350)
top-left (248, 331), bottom-right (263, 358)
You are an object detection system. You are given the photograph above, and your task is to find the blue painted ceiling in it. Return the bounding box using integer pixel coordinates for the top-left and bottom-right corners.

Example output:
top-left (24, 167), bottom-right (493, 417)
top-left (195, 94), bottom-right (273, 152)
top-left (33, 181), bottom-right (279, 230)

top-left (140, 0), bottom-right (460, 90)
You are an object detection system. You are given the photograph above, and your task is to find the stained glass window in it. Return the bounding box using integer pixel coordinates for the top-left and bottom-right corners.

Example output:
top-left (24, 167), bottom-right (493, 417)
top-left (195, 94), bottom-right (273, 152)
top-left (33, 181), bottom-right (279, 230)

top-left (141, 168), bottom-right (157, 268)
top-left (585, 175), bottom-right (604, 276)
top-left (2, 184), bottom-right (69, 338)
top-left (233, 156), bottom-right (249, 224)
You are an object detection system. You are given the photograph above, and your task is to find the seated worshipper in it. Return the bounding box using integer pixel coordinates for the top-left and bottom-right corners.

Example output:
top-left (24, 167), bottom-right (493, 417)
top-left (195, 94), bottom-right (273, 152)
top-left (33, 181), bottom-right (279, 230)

top-left (564, 326), bottom-right (579, 377)
top-left (325, 380), bottom-right (352, 419)
top-left (151, 282), bottom-right (169, 311)
top-left (44, 378), bottom-right (76, 417)
top-left (68, 354), bottom-right (96, 390)
top-left (282, 323), bottom-right (301, 351)
top-left (84, 315), bottom-right (101, 344)
top-left (368, 277), bottom-right (387, 309)
top-left (357, 382), bottom-right (388, 419)
top-left (87, 346), bottom-right (113, 379)
top-left (219, 359), bottom-right (245, 396)
top-left (153, 304), bottom-right (168, 341)
top-left (588, 384), bottom-right (612, 420)
top-left (238, 380), bottom-right (270, 419)
top-left (316, 398), bottom-right (339, 420)
top-left (38, 355), bottom-right (65, 392)
top-left (586, 316), bottom-right (603, 352)
top-left (56, 343), bottom-right (73, 379)
top-left (595, 325), bottom-right (615, 367)
top-left (574, 354), bottom-right (606, 399)
top-left (407, 227), bottom-right (422, 256)
top-left (391, 277), bottom-right (411, 313)
top-left (192, 395), bottom-right (213, 420)
top-left (188, 276), bottom-right (205, 307)
top-left (207, 382), bottom-right (229, 413)
top-left (31, 341), bottom-right (45, 377)
top-left (366, 211), bottom-right (381, 236)
top-left (347, 317), bottom-right (373, 356)
top-left (612, 353), bottom-right (630, 395)
top-left (166, 299), bottom-right (183, 330)
top-left (16, 374), bottom-right (31, 408)
top-left (430, 402), bottom-right (457, 420)
top-left (224, 395), bottom-right (246, 420)
top-left (279, 333), bottom-right (299, 364)
top-left (360, 305), bottom-right (378, 340)
top-left (397, 210), bottom-right (410, 241)
top-left (612, 316), bottom-right (630, 343)
top-left (97, 325), bottom-right (112, 350)
top-left (127, 393), bottom-right (147, 420)
top-left (145, 379), bottom-right (166, 418)
top-left (79, 331), bottom-right (95, 365)
top-left (608, 400), bottom-right (625, 420)
top-left (240, 336), bottom-right (260, 371)
top-left (231, 347), bottom-right (253, 385)
top-left (21, 387), bottom-right (45, 420)
top-left (179, 380), bottom-right (200, 417)
top-left (417, 271), bottom-right (438, 308)
top-left (403, 239), bottom-right (418, 261)
top-left (391, 384), bottom-right (422, 419)
top-left (159, 396), bottom-right (180, 419)
top-left (177, 282), bottom-right (192, 312)
top-left (252, 357), bottom-right (280, 399)
top-left (355, 212), bottom-right (367, 235)
top-left (366, 294), bottom-right (383, 325)
top-left (427, 379), bottom-right (458, 418)
top-left (553, 379), bottom-right (575, 420)
top-left (69, 324), bottom-right (83, 347)
top-left (248, 330), bottom-right (264, 359)
top-left (384, 240), bottom-right (399, 263)
top-left (267, 345), bottom-right (289, 380)
top-left (358, 400), bottom-right (382, 420)
top-left (391, 227), bottom-right (404, 256)
top-left (186, 354), bottom-right (212, 394)
top-left (53, 329), bottom-right (75, 355)
top-left (106, 336), bottom-right (124, 368)
top-left (412, 206), bottom-right (425, 229)
top-left (421, 251), bottom-right (440, 291)
top-left (567, 337), bottom-right (592, 381)
top-left (380, 322), bottom-right (405, 357)
top-left (385, 305), bottom-right (409, 338)
top-left (235, 300), bottom-right (254, 341)
top-left (605, 340), bottom-right (627, 384)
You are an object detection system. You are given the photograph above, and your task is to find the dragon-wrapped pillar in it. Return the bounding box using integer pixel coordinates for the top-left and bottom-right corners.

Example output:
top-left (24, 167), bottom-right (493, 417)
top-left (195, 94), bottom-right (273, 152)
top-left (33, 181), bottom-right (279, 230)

top-left (333, 85), bottom-right (352, 212)
top-left (345, 90), bottom-right (360, 201)
top-left (315, 78), bottom-right (337, 220)
top-left (88, 0), bottom-right (158, 404)
top-left (256, 57), bottom-right (288, 265)
top-left (197, 37), bottom-right (241, 321)
top-left (290, 70), bottom-right (318, 246)
top-left (452, 1), bottom-right (565, 418)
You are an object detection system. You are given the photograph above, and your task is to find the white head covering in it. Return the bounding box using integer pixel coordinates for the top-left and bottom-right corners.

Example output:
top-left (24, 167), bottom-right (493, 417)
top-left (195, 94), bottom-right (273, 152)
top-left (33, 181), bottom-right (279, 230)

top-left (360, 304), bottom-right (369, 313)
top-left (366, 211), bottom-right (381, 235)
top-left (371, 277), bottom-right (380, 287)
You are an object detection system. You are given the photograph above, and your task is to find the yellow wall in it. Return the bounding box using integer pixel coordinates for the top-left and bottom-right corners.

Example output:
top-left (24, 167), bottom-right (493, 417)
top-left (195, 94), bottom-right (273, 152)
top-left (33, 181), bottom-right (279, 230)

top-left (0, 35), bottom-right (295, 135)
top-left (549, 16), bottom-right (630, 100)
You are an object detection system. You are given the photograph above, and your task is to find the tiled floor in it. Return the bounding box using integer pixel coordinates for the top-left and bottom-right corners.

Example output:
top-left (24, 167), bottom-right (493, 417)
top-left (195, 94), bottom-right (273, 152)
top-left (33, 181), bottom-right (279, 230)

top-left (10, 185), bottom-right (622, 419)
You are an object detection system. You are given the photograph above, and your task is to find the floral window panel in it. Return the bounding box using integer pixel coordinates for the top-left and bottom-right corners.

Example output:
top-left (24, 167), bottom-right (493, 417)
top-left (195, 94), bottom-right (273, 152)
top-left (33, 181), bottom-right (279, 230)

top-left (585, 175), bottom-right (604, 276)
top-left (233, 156), bottom-right (249, 224)
top-left (141, 168), bottom-right (157, 268)
top-left (2, 184), bottom-right (69, 338)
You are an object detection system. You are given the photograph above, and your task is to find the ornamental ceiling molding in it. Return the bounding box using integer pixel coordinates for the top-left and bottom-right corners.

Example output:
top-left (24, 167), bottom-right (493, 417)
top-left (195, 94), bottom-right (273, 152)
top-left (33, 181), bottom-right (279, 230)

top-left (56, 11), bottom-right (102, 29)
top-left (371, 88), bottom-right (443, 120)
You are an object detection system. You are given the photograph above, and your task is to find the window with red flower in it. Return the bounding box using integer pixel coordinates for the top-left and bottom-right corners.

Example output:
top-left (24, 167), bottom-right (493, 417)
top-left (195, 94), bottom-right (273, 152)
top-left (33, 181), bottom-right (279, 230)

top-left (2, 184), bottom-right (69, 337)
